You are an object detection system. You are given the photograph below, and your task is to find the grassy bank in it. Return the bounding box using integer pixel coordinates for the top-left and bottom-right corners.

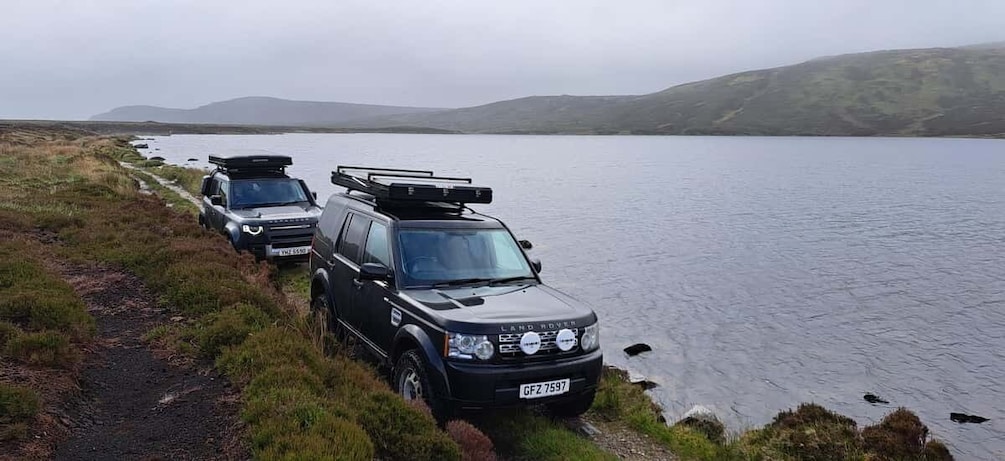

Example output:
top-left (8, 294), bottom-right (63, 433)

top-left (2, 127), bottom-right (955, 461)
top-left (0, 129), bottom-right (463, 459)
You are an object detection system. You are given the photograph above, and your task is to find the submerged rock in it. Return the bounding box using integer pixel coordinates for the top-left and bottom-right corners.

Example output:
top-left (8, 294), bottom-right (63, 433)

top-left (864, 393), bottom-right (889, 404)
top-left (133, 143), bottom-right (149, 149)
top-left (187, 158), bottom-right (198, 162)
top-left (950, 412), bottom-right (988, 424)
top-left (624, 343), bottom-right (652, 356)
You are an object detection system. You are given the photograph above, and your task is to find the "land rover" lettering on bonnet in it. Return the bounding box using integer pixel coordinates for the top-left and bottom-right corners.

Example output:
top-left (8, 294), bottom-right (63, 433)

top-left (499, 320), bottom-right (578, 333)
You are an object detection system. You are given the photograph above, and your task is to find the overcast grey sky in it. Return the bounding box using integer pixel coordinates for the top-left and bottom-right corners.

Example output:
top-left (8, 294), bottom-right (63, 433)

top-left (2, 0), bottom-right (1003, 119)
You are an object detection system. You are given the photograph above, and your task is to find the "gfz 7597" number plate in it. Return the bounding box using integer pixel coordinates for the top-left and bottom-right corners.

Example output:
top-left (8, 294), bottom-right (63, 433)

top-left (519, 378), bottom-right (570, 399)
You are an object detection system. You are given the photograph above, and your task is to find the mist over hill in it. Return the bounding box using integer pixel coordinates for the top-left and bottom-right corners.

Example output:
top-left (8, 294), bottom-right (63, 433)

top-left (92, 44), bottom-right (1005, 137)
top-left (90, 96), bottom-right (444, 127)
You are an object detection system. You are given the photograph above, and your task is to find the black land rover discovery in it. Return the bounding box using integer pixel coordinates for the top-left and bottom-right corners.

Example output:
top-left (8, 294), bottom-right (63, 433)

top-left (309, 166), bottom-right (602, 419)
top-left (199, 155), bottom-right (322, 261)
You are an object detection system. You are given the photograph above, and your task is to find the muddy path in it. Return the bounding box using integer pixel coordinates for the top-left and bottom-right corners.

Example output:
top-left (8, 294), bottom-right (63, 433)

top-left (51, 265), bottom-right (243, 461)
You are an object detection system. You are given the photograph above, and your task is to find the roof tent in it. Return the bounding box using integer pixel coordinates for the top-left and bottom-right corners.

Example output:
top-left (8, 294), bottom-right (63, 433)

top-left (332, 165), bottom-right (493, 204)
top-left (208, 155), bottom-right (292, 174)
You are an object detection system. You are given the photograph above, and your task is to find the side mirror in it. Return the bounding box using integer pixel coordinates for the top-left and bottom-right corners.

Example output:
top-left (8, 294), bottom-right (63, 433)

top-left (531, 258), bottom-right (542, 273)
top-left (311, 191), bottom-right (318, 200)
top-left (519, 239), bottom-right (533, 250)
top-left (210, 195), bottom-right (224, 206)
top-left (359, 262), bottom-right (391, 281)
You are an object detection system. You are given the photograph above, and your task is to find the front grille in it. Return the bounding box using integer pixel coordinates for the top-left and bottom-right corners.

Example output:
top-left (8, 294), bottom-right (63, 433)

top-left (498, 328), bottom-right (579, 359)
top-left (266, 220), bottom-right (315, 248)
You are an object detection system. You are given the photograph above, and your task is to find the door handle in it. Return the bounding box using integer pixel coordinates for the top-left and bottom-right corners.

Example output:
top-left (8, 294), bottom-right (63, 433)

top-left (352, 279), bottom-right (363, 289)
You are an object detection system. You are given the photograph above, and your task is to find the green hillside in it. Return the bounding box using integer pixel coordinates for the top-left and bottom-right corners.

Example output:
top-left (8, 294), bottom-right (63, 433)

top-left (347, 45), bottom-right (1005, 136)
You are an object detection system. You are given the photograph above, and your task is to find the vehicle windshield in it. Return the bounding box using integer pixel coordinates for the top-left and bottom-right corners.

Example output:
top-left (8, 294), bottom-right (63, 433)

top-left (230, 179), bottom-right (308, 209)
top-left (398, 228), bottom-right (535, 287)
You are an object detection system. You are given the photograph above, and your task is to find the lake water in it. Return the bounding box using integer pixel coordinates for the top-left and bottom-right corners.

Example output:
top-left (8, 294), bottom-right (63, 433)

top-left (144, 133), bottom-right (1004, 459)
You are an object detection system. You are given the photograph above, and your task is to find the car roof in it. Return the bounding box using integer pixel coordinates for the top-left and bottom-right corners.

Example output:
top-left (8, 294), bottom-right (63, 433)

top-left (335, 192), bottom-right (504, 227)
top-left (213, 170), bottom-right (291, 180)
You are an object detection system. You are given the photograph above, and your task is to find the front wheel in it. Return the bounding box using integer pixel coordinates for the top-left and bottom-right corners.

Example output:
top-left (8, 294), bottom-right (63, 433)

top-left (547, 390), bottom-right (596, 418)
top-left (393, 350), bottom-right (450, 422)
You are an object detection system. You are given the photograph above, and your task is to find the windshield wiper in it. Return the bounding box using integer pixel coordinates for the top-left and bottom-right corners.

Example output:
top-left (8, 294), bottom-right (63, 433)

top-left (432, 278), bottom-right (494, 288)
top-left (489, 275), bottom-right (537, 285)
top-left (252, 200), bottom-right (305, 207)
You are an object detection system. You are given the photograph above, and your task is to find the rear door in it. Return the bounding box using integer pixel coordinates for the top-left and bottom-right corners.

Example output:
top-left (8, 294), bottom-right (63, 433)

top-left (332, 212), bottom-right (369, 334)
top-left (355, 220), bottom-right (395, 354)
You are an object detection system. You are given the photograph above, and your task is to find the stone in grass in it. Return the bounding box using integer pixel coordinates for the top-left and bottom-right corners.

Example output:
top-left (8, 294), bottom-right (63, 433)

top-left (627, 371), bottom-right (659, 390)
top-left (674, 405), bottom-right (725, 445)
top-left (624, 343), bottom-right (652, 356)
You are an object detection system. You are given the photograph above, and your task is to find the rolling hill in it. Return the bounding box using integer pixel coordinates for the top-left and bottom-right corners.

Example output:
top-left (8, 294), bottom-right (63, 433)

top-left (91, 44), bottom-right (1005, 137)
top-left (90, 96), bottom-right (443, 127)
top-left (347, 45), bottom-right (1005, 136)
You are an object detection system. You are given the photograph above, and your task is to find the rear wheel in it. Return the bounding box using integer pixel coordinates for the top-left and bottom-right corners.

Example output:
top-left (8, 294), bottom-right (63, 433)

top-left (310, 294), bottom-right (336, 354)
top-left (547, 389), bottom-right (596, 418)
top-left (393, 350), bottom-right (451, 422)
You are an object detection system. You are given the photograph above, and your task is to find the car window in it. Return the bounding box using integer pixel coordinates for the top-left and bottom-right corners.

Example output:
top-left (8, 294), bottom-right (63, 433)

top-left (205, 177), bottom-right (221, 196)
top-left (219, 179), bottom-right (230, 207)
top-left (397, 228), bottom-right (534, 286)
top-left (338, 213), bottom-right (370, 265)
top-left (363, 221), bottom-right (390, 267)
top-left (229, 178), bottom-right (308, 209)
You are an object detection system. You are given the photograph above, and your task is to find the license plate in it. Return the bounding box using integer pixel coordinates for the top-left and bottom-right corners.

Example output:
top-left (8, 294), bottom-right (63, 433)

top-left (275, 246), bottom-right (310, 257)
top-left (519, 378), bottom-right (570, 399)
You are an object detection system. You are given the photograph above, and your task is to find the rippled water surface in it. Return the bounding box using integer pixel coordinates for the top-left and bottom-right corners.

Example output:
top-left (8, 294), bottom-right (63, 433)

top-left (147, 134), bottom-right (1004, 458)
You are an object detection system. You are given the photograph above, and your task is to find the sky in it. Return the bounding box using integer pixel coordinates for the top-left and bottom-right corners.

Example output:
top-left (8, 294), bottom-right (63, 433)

top-left (2, 0), bottom-right (1004, 119)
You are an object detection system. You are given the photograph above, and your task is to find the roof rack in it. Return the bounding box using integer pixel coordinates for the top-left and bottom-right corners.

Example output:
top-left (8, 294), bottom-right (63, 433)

top-left (332, 165), bottom-right (492, 204)
top-left (209, 155), bottom-right (292, 174)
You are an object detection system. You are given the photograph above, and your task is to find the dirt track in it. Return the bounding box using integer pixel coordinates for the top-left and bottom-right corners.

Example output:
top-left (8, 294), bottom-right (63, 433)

top-left (50, 265), bottom-right (243, 461)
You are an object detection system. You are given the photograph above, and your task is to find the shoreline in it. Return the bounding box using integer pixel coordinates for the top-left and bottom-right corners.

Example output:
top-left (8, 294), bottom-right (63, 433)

top-left (0, 123), bottom-right (959, 460)
top-left (2, 119), bottom-right (1004, 139)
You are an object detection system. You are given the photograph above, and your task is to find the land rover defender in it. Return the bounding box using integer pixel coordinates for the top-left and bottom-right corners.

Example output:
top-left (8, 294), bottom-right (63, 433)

top-left (309, 166), bottom-right (602, 419)
top-left (199, 154), bottom-right (322, 261)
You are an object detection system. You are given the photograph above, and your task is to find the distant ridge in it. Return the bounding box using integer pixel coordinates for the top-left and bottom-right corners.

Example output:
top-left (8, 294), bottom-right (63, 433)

top-left (91, 43), bottom-right (1005, 137)
top-left (90, 96), bottom-right (445, 127)
top-left (344, 44), bottom-right (1005, 137)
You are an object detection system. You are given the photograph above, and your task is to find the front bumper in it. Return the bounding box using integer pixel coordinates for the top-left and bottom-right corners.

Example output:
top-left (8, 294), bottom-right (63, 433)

top-left (442, 349), bottom-right (603, 409)
top-left (247, 243), bottom-right (312, 261)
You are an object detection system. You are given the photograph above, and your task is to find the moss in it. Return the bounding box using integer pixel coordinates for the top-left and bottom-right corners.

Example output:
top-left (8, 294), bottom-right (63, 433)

top-left (483, 410), bottom-right (617, 461)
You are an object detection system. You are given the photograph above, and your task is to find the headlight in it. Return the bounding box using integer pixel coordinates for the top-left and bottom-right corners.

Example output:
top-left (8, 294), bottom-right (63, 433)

top-left (241, 224), bottom-right (263, 235)
top-left (447, 333), bottom-right (494, 360)
top-left (581, 323), bottom-right (600, 351)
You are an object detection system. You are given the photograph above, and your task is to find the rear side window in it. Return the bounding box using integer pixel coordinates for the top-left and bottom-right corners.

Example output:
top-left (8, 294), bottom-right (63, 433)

top-left (338, 213), bottom-right (370, 265)
top-left (363, 221), bottom-right (390, 267)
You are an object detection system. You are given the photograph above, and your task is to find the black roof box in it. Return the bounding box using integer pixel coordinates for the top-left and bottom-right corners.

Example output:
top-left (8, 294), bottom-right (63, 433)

top-left (209, 154), bottom-right (292, 173)
top-left (332, 165), bottom-right (492, 204)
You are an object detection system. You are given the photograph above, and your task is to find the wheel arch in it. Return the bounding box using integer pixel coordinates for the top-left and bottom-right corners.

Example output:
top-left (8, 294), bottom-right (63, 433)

top-left (310, 268), bottom-right (335, 314)
top-left (392, 325), bottom-right (451, 398)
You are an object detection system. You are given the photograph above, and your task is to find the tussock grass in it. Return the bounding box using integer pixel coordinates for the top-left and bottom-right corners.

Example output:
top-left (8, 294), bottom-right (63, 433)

top-left (594, 367), bottom-right (953, 460)
top-left (0, 384), bottom-right (39, 441)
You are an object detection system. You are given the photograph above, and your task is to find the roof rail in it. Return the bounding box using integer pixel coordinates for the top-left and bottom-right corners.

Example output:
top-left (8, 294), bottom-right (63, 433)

top-left (332, 165), bottom-right (492, 204)
top-left (209, 155), bottom-right (292, 174)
